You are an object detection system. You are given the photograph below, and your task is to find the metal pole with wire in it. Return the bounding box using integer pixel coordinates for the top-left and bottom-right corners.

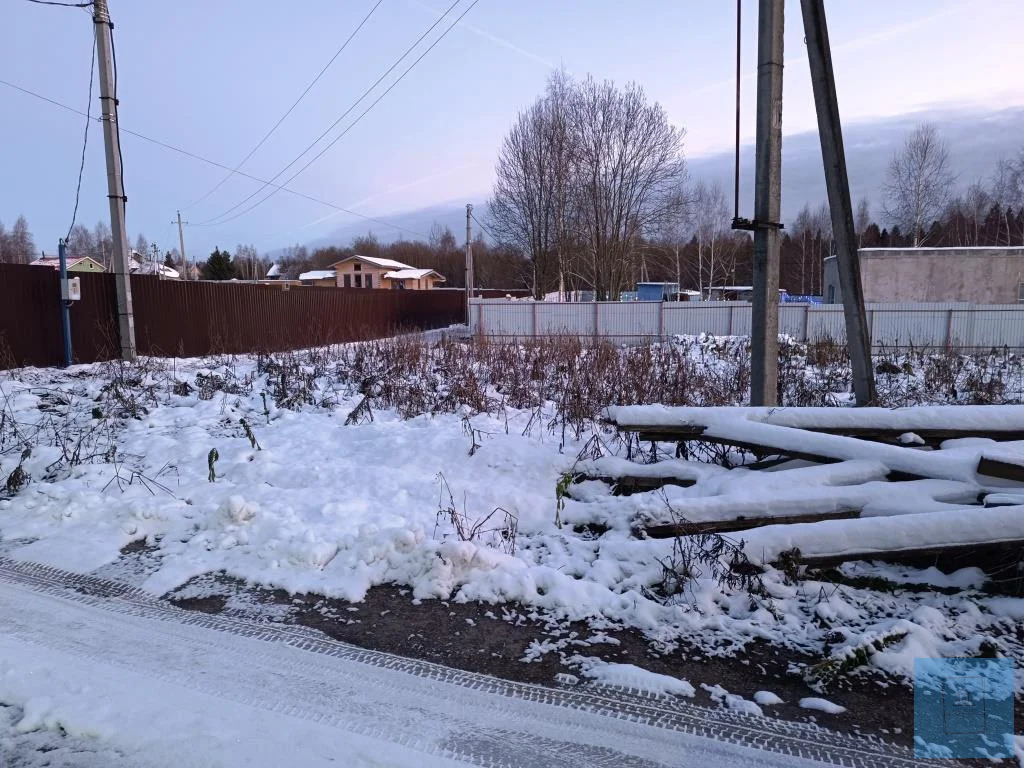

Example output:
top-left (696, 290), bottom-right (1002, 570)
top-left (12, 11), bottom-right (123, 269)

top-left (174, 210), bottom-right (189, 280)
top-left (93, 0), bottom-right (136, 359)
top-left (749, 0), bottom-right (785, 406)
top-left (800, 0), bottom-right (876, 404)
top-left (732, 0), bottom-right (742, 225)
top-left (57, 239), bottom-right (73, 367)
top-left (465, 203), bottom-right (474, 327)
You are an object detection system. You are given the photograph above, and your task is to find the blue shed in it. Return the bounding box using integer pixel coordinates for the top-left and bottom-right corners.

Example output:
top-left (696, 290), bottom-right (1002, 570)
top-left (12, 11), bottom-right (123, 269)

top-left (636, 282), bottom-right (680, 301)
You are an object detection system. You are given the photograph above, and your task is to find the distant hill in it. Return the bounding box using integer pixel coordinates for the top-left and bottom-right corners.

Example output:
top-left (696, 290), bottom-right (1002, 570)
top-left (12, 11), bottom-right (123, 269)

top-left (689, 105), bottom-right (1024, 223)
top-left (307, 106), bottom-right (1024, 250)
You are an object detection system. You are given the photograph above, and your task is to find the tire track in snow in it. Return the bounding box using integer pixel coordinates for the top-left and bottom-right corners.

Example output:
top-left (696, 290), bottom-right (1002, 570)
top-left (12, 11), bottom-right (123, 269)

top-left (0, 556), bottom-right (940, 767)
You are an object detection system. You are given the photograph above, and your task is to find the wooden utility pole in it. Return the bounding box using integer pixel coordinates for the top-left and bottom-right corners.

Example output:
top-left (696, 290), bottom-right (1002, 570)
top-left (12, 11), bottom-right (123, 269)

top-left (749, 0), bottom-right (785, 406)
top-left (174, 210), bottom-right (189, 280)
top-left (800, 0), bottom-right (876, 405)
top-left (465, 203), bottom-right (474, 326)
top-left (93, 0), bottom-right (136, 359)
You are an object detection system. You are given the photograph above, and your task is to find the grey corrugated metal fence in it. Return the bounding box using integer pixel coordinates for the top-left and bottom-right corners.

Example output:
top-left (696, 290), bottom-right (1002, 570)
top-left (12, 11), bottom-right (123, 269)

top-left (469, 299), bottom-right (1024, 350)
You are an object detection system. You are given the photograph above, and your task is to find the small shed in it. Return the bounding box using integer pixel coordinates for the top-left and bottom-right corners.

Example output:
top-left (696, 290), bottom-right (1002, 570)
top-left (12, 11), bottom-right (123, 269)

top-left (636, 282), bottom-right (680, 301)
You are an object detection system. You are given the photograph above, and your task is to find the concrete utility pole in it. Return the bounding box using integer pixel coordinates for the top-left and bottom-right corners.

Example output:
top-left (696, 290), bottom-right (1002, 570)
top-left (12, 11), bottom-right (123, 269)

top-left (800, 0), bottom-right (876, 405)
top-left (93, 0), bottom-right (136, 360)
top-left (465, 203), bottom-right (474, 326)
top-left (173, 210), bottom-right (189, 280)
top-left (749, 0), bottom-right (785, 406)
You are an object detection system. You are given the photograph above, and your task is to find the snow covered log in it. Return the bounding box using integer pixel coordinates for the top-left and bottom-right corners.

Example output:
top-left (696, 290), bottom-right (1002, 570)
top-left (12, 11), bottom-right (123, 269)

top-left (606, 404), bottom-right (1024, 445)
top-left (641, 508), bottom-right (861, 538)
top-left (739, 504), bottom-right (1024, 568)
top-left (572, 456), bottom-right (726, 494)
top-left (605, 405), bottom-right (1024, 484)
top-left (636, 478), bottom-right (979, 537)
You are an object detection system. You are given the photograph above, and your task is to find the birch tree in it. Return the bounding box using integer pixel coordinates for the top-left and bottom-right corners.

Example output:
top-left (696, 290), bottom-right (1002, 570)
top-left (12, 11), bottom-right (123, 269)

top-left (883, 124), bottom-right (954, 247)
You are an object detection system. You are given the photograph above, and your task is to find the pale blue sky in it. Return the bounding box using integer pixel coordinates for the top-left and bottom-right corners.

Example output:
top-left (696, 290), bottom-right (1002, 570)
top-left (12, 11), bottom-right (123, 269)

top-left (4, 0), bottom-right (1023, 258)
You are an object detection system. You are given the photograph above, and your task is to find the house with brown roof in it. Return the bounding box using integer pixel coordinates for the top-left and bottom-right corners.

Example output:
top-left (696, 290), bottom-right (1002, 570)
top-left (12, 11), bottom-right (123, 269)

top-left (327, 255), bottom-right (445, 290)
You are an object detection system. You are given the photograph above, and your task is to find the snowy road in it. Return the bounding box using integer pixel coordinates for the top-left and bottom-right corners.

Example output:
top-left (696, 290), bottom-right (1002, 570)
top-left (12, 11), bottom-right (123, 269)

top-left (0, 557), bottom-right (929, 767)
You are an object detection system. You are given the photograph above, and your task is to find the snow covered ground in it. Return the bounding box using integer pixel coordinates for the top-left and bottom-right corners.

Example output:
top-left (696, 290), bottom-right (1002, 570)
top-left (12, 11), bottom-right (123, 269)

top-left (0, 338), bottom-right (1022, 762)
top-left (0, 556), bottom-right (923, 767)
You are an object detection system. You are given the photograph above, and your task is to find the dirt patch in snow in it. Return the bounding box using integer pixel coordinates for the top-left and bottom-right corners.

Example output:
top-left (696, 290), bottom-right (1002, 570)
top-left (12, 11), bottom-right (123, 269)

top-left (165, 571), bottom-right (954, 750)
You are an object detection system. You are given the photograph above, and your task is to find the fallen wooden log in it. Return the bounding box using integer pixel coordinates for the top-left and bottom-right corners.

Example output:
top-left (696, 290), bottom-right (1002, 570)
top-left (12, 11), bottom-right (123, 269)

top-left (571, 457), bottom-right (725, 496)
top-left (617, 412), bottom-right (1023, 485)
top-left (608, 404), bottom-right (1024, 445)
top-left (641, 508), bottom-right (861, 538)
top-left (783, 540), bottom-right (1024, 573)
top-left (583, 474), bottom-right (695, 495)
top-left (740, 504), bottom-right (1024, 567)
top-left (977, 454), bottom-right (1024, 483)
top-left (631, 478), bottom-right (976, 534)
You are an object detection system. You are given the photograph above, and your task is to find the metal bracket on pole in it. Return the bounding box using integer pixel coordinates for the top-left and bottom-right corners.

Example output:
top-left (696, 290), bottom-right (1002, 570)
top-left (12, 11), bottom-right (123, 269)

top-left (731, 217), bottom-right (785, 232)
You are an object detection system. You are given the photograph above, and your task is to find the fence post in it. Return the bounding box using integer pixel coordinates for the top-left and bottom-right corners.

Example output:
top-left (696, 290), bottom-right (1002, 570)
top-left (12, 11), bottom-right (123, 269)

top-left (727, 304), bottom-right (735, 336)
top-left (944, 307), bottom-right (954, 350)
top-left (867, 308), bottom-right (875, 350)
top-left (593, 301), bottom-right (599, 340)
top-left (802, 304), bottom-right (811, 343)
top-left (658, 301), bottom-right (665, 339)
top-left (532, 299), bottom-right (538, 339)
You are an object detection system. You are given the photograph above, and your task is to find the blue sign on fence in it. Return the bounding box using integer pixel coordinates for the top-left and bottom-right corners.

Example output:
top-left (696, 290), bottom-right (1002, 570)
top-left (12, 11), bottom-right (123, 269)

top-left (914, 657), bottom-right (1014, 758)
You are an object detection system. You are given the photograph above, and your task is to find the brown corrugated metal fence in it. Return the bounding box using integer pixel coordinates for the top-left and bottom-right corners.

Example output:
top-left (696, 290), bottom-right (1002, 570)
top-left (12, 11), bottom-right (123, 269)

top-left (0, 264), bottom-right (464, 368)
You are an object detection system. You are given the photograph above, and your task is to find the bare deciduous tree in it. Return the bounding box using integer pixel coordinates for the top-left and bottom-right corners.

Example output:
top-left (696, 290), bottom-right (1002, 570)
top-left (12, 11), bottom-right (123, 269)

top-left (992, 151), bottom-right (1024, 246)
top-left (0, 216), bottom-right (36, 264)
top-left (883, 124), bottom-right (955, 246)
top-left (854, 197), bottom-right (871, 247)
top-left (569, 76), bottom-right (686, 299)
top-left (488, 88), bottom-right (561, 298)
top-left (489, 71), bottom-right (685, 299)
top-left (690, 181), bottom-right (734, 296)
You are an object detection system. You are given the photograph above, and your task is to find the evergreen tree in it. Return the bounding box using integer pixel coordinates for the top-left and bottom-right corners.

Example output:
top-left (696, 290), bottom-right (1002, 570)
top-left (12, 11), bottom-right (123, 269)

top-left (203, 247), bottom-right (235, 280)
top-left (163, 252), bottom-right (176, 269)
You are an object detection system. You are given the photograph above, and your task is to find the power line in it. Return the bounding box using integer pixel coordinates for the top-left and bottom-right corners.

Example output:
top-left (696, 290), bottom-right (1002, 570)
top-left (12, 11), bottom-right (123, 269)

top-left (25, 0), bottom-right (93, 6)
top-left (0, 77), bottom-right (429, 239)
top-left (204, 0), bottom-right (481, 228)
top-left (67, 35), bottom-right (96, 241)
top-left (183, 0), bottom-right (385, 211)
top-left (470, 211), bottom-right (497, 242)
top-left (196, 0), bottom-right (466, 227)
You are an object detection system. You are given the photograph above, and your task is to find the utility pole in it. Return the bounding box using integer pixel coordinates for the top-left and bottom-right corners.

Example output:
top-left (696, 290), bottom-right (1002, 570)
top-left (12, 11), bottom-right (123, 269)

top-left (173, 210), bottom-right (189, 280)
top-left (800, 0), bottom-right (876, 405)
top-left (93, 0), bottom-right (136, 360)
top-left (749, 0), bottom-right (785, 406)
top-left (465, 203), bottom-right (474, 327)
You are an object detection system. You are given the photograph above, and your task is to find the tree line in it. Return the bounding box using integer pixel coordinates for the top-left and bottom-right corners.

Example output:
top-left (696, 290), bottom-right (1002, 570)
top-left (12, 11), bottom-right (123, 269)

top-left (485, 69), bottom-right (1024, 299)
